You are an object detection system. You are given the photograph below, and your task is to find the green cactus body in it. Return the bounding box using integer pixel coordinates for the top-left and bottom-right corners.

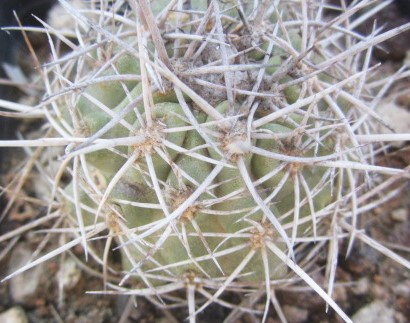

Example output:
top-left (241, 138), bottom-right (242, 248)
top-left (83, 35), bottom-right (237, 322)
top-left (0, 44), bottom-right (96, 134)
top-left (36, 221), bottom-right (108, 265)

top-left (61, 1), bottom-right (352, 284)
top-left (103, 98), bottom-right (289, 282)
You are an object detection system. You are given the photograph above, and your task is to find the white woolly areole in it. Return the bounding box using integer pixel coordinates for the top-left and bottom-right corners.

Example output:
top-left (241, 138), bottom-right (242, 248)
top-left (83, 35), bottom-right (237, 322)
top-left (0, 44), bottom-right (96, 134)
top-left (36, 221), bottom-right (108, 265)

top-left (225, 139), bottom-right (251, 156)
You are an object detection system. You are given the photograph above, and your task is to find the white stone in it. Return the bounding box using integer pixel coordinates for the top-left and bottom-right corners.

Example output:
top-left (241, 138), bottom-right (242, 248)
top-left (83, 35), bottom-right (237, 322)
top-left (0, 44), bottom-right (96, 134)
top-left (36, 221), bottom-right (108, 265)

top-left (351, 277), bottom-right (370, 295)
top-left (47, 0), bottom-right (89, 34)
top-left (393, 281), bottom-right (410, 298)
top-left (282, 305), bottom-right (309, 323)
top-left (57, 257), bottom-right (81, 290)
top-left (352, 300), bottom-right (395, 323)
top-left (376, 98), bottom-right (410, 148)
top-left (0, 306), bottom-right (28, 323)
top-left (391, 208), bottom-right (408, 222)
top-left (8, 243), bottom-right (45, 304)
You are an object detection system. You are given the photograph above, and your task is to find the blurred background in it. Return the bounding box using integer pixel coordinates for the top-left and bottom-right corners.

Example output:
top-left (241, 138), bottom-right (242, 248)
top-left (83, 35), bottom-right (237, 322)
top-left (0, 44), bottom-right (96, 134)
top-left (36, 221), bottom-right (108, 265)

top-left (0, 0), bottom-right (56, 147)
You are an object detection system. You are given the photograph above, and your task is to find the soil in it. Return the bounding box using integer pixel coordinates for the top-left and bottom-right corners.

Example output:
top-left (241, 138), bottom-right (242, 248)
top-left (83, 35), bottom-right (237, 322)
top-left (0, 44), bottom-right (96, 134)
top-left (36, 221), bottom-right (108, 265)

top-left (0, 1), bottom-right (409, 322)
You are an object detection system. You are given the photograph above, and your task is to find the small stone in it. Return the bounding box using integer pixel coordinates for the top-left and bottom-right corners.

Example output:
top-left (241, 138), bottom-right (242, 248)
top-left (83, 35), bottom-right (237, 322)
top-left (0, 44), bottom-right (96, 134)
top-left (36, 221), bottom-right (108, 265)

top-left (376, 99), bottom-right (410, 147)
top-left (351, 300), bottom-right (395, 323)
top-left (57, 257), bottom-right (81, 290)
top-left (8, 243), bottom-right (45, 304)
top-left (351, 278), bottom-right (370, 295)
top-left (392, 281), bottom-right (410, 298)
top-left (47, 0), bottom-right (87, 32)
top-left (282, 305), bottom-right (309, 323)
top-left (391, 208), bottom-right (408, 222)
top-left (394, 312), bottom-right (408, 323)
top-left (371, 284), bottom-right (388, 300)
top-left (333, 285), bottom-right (347, 303)
top-left (0, 306), bottom-right (28, 323)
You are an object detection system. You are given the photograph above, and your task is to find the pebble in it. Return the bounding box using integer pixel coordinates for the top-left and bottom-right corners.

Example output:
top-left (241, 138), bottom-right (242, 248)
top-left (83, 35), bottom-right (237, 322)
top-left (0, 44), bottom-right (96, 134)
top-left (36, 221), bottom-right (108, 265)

top-left (376, 99), bottom-right (410, 148)
top-left (0, 306), bottom-right (28, 323)
top-left (392, 281), bottom-right (410, 298)
top-left (8, 243), bottom-right (46, 304)
top-left (333, 285), bottom-right (347, 303)
top-left (391, 208), bottom-right (408, 222)
top-left (351, 300), bottom-right (395, 323)
top-left (57, 257), bottom-right (81, 290)
top-left (370, 284), bottom-right (388, 300)
top-left (282, 305), bottom-right (309, 323)
top-left (351, 278), bottom-right (370, 295)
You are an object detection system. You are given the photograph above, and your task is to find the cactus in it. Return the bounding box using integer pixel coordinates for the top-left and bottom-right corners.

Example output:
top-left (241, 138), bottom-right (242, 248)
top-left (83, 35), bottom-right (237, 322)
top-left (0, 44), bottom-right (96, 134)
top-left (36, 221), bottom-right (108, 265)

top-left (1, 0), bottom-right (410, 321)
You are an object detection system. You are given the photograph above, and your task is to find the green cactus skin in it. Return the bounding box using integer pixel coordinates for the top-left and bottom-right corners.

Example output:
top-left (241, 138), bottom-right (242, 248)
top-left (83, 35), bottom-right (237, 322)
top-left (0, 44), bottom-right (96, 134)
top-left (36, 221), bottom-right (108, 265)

top-left (59, 0), bottom-right (399, 300)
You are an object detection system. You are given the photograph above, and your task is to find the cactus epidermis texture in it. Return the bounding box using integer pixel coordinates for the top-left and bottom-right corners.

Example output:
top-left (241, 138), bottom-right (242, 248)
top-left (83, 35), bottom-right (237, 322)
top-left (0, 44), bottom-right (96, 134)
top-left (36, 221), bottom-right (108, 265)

top-left (2, 0), bottom-right (410, 321)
